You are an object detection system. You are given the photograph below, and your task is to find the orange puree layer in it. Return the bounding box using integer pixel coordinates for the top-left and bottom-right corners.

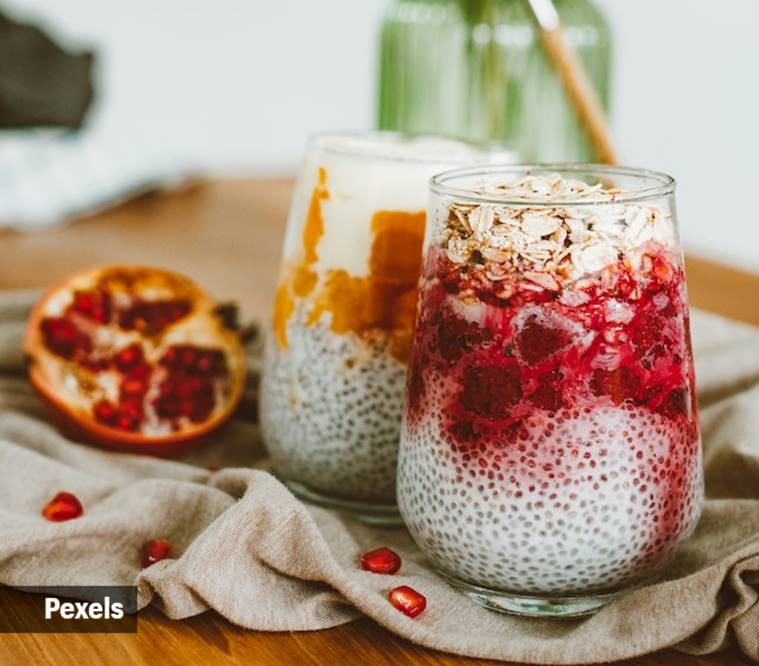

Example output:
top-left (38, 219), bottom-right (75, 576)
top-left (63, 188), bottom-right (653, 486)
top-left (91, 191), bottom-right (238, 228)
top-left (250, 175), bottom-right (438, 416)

top-left (272, 168), bottom-right (328, 347)
top-left (273, 168), bottom-right (425, 363)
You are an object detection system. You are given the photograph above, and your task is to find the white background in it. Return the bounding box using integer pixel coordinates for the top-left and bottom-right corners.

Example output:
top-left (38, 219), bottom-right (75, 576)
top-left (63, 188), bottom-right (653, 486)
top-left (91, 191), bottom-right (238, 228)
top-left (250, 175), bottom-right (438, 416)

top-left (4, 0), bottom-right (758, 270)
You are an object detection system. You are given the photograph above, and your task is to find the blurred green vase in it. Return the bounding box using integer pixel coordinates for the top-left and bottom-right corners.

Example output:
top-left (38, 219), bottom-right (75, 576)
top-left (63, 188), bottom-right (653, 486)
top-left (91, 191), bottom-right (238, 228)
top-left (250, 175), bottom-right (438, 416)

top-left (378, 0), bottom-right (612, 162)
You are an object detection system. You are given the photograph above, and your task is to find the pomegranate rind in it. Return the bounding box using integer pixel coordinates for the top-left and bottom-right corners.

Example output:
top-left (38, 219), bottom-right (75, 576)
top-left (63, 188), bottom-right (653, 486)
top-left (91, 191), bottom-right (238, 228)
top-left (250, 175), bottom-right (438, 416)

top-left (24, 265), bottom-right (246, 457)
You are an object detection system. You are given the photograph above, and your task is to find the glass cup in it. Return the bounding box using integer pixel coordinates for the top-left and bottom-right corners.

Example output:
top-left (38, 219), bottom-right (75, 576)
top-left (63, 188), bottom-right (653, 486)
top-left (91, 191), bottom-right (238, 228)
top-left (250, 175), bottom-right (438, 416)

top-left (260, 131), bottom-right (512, 523)
top-left (398, 165), bottom-right (703, 615)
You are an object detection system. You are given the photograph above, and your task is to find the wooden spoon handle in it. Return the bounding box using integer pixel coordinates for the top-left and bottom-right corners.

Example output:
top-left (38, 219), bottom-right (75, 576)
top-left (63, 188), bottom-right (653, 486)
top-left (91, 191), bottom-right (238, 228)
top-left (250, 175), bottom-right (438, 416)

top-left (540, 26), bottom-right (618, 165)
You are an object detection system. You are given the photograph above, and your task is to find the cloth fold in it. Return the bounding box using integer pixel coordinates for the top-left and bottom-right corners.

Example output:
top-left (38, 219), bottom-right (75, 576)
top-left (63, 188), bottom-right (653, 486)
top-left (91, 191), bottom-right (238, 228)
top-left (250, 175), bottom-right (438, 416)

top-left (0, 290), bottom-right (758, 664)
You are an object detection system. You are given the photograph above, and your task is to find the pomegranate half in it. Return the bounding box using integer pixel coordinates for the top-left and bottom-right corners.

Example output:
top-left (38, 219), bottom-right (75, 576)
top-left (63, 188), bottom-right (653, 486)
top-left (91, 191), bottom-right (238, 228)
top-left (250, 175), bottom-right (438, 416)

top-left (25, 266), bottom-right (246, 457)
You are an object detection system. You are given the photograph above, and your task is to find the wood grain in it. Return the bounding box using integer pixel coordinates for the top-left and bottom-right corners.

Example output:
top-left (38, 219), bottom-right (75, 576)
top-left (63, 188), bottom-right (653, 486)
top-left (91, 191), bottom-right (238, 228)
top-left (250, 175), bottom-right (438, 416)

top-left (0, 179), bottom-right (757, 666)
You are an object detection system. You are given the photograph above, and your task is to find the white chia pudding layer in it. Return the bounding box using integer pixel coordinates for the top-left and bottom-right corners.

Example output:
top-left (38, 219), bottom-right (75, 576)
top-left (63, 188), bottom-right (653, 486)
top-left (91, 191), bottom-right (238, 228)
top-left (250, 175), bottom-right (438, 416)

top-left (260, 303), bottom-right (406, 503)
top-left (398, 403), bottom-right (703, 594)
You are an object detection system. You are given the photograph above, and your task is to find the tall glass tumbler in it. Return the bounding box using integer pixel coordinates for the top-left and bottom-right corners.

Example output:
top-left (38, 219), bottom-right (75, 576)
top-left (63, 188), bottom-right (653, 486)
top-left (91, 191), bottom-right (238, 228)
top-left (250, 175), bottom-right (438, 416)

top-left (398, 165), bottom-right (703, 615)
top-left (260, 132), bottom-right (511, 522)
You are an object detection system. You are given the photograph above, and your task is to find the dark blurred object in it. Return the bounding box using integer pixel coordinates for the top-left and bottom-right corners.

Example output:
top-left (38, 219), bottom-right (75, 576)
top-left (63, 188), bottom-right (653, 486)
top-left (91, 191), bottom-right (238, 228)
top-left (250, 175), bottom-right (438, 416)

top-left (378, 0), bottom-right (611, 163)
top-left (0, 11), bottom-right (94, 128)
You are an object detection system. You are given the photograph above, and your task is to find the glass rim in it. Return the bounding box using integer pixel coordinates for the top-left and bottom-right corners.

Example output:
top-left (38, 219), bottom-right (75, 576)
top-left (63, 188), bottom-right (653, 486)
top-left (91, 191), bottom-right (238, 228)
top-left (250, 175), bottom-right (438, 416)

top-left (430, 164), bottom-right (676, 206)
top-left (305, 130), bottom-right (515, 164)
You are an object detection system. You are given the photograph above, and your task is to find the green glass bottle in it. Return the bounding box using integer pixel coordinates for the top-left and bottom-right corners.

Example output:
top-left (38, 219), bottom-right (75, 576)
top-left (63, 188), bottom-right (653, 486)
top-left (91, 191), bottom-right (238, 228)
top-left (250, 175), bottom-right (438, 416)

top-left (378, 0), bottom-right (612, 162)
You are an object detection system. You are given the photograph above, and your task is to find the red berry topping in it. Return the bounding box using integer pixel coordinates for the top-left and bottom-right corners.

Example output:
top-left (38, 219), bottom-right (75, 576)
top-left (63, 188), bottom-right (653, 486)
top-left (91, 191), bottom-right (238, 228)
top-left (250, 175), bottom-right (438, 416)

top-left (591, 367), bottom-right (642, 405)
top-left (516, 316), bottom-right (567, 365)
top-left (438, 314), bottom-right (492, 363)
top-left (388, 585), bottom-right (426, 618)
top-left (630, 311), bottom-right (665, 359)
top-left (360, 547), bottom-right (402, 574)
top-left (529, 381), bottom-right (564, 411)
top-left (460, 364), bottom-right (522, 419)
top-left (42, 491), bottom-right (84, 522)
top-left (141, 538), bottom-right (173, 568)
top-left (658, 388), bottom-right (689, 419)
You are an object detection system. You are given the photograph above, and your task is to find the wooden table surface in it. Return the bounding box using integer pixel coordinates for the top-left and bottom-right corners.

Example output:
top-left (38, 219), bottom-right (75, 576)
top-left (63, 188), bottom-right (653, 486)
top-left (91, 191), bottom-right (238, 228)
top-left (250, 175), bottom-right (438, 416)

top-left (0, 179), bottom-right (757, 666)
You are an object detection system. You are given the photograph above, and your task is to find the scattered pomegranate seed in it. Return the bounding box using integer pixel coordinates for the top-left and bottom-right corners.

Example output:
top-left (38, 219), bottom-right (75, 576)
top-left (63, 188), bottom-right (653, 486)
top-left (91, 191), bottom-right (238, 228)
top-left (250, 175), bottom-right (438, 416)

top-left (42, 491), bottom-right (84, 522)
top-left (360, 547), bottom-right (402, 574)
top-left (388, 585), bottom-right (426, 618)
top-left (141, 539), bottom-right (173, 568)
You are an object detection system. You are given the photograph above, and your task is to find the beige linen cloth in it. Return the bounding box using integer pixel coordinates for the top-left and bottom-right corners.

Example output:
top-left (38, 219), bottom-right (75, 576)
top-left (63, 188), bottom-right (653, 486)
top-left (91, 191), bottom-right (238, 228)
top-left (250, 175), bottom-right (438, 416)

top-left (1, 289), bottom-right (758, 664)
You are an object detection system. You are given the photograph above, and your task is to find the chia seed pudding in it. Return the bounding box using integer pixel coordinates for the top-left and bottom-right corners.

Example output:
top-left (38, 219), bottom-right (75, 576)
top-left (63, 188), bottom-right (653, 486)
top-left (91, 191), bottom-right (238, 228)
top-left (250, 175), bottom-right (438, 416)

top-left (397, 166), bottom-right (703, 614)
top-left (260, 133), bottom-right (509, 512)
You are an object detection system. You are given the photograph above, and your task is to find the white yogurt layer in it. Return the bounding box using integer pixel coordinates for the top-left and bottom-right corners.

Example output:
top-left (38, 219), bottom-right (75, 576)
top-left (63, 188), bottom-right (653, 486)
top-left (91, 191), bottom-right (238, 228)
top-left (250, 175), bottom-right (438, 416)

top-left (284, 133), bottom-right (513, 277)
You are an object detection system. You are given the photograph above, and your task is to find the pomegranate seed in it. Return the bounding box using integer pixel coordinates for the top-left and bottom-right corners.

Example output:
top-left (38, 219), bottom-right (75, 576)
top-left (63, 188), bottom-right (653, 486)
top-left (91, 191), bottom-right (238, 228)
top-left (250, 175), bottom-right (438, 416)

top-left (161, 347), bottom-right (179, 366)
top-left (141, 538), bottom-right (173, 568)
top-left (176, 377), bottom-right (203, 398)
top-left (388, 585), bottom-right (426, 618)
top-left (121, 376), bottom-right (148, 396)
top-left (199, 354), bottom-right (217, 374)
top-left (114, 343), bottom-right (144, 371)
top-left (119, 300), bottom-right (190, 332)
top-left (195, 352), bottom-right (213, 373)
top-left (94, 400), bottom-right (116, 424)
top-left (195, 349), bottom-right (227, 375)
top-left (180, 348), bottom-right (197, 367)
top-left (41, 317), bottom-right (91, 359)
top-left (42, 491), bottom-right (84, 522)
top-left (178, 400), bottom-right (195, 417)
top-left (154, 396), bottom-right (180, 418)
top-left (127, 362), bottom-right (152, 380)
top-left (360, 547), bottom-right (402, 574)
top-left (119, 400), bottom-right (143, 420)
top-left (70, 289), bottom-right (112, 323)
top-left (114, 413), bottom-right (139, 431)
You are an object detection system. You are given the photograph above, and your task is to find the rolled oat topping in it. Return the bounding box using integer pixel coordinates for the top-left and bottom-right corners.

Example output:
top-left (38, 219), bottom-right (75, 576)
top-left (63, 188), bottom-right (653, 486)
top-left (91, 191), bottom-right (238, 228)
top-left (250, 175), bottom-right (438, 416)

top-left (440, 173), bottom-right (675, 290)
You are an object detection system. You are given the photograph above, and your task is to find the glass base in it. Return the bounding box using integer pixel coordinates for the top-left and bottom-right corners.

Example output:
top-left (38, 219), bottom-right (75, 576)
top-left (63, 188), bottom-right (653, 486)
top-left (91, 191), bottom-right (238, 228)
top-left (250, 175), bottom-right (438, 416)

top-left (439, 571), bottom-right (618, 618)
top-left (284, 480), bottom-right (404, 526)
